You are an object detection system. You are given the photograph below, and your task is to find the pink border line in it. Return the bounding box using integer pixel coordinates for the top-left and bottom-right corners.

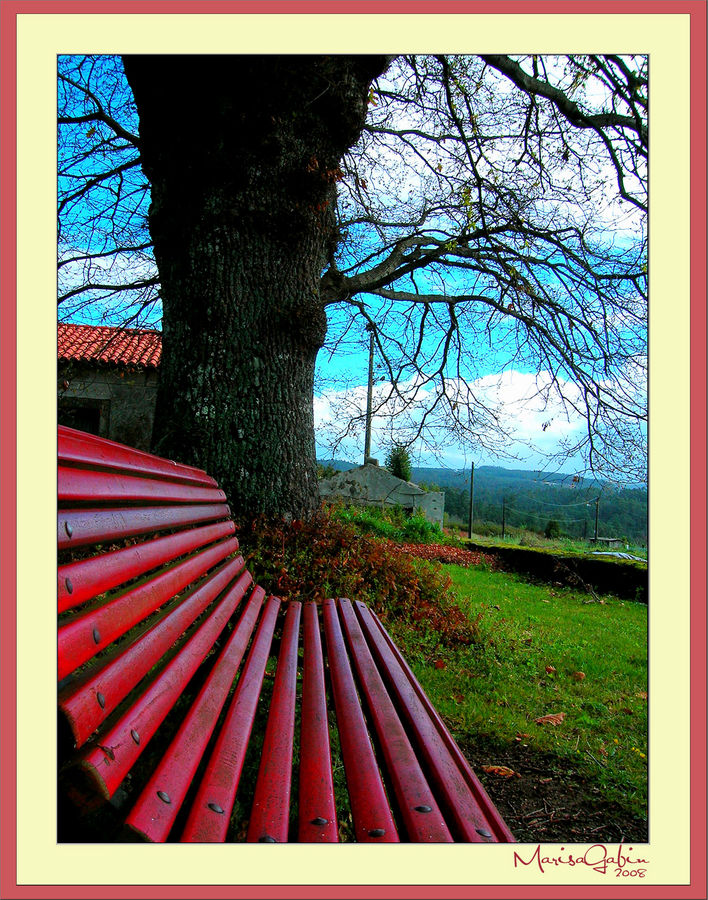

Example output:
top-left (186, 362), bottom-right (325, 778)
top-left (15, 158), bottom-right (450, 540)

top-left (1, 1), bottom-right (706, 899)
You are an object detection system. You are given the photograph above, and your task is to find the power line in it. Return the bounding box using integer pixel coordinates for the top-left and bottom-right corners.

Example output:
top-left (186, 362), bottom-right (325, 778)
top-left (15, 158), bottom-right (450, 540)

top-left (504, 505), bottom-right (588, 523)
top-left (506, 492), bottom-right (599, 509)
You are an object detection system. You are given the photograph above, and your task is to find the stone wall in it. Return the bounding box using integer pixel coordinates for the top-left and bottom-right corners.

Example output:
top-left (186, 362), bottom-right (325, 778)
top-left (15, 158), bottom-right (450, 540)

top-left (319, 463), bottom-right (445, 528)
top-left (58, 362), bottom-right (158, 451)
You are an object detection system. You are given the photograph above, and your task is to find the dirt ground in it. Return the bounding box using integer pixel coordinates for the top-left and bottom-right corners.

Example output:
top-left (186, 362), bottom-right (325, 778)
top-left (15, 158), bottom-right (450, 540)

top-left (465, 736), bottom-right (648, 844)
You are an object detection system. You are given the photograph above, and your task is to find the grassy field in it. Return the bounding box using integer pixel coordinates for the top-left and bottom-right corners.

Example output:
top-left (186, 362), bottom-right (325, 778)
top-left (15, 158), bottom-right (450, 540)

top-left (383, 560), bottom-right (649, 827)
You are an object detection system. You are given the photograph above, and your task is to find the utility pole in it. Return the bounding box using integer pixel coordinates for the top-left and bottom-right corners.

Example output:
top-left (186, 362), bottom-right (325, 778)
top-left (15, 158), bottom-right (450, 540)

top-left (467, 462), bottom-right (475, 540)
top-left (502, 497), bottom-right (506, 539)
top-left (363, 324), bottom-right (375, 465)
top-left (594, 495), bottom-right (600, 542)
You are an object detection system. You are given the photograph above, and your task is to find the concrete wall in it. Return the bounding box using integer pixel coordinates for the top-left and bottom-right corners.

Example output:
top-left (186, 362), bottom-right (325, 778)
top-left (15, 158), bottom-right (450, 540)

top-left (413, 491), bottom-right (445, 527)
top-left (319, 463), bottom-right (445, 528)
top-left (58, 362), bottom-right (158, 451)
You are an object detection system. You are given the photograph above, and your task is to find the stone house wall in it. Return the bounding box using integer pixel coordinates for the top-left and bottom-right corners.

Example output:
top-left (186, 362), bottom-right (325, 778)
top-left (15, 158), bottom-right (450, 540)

top-left (58, 361), bottom-right (159, 451)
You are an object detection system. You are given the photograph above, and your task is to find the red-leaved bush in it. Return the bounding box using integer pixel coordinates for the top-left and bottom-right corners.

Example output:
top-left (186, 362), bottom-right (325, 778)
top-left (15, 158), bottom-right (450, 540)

top-left (239, 510), bottom-right (475, 646)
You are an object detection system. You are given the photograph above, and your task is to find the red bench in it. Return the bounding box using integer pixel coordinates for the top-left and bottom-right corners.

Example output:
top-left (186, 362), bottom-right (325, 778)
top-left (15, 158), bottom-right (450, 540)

top-left (58, 425), bottom-right (514, 843)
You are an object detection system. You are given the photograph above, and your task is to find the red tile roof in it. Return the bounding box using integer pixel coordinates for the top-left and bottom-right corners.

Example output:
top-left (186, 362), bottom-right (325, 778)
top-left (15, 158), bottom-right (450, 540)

top-left (58, 323), bottom-right (162, 369)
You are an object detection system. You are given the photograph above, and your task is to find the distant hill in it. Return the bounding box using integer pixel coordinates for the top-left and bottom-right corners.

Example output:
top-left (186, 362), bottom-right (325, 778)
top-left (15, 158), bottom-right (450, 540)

top-left (318, 459), bottom-right (647, 545)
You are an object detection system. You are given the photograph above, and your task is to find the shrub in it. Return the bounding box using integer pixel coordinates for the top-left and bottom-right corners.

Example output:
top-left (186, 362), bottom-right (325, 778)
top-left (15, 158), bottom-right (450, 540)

top-left (239, 509), bottom-right (474, 647)
top-left (400, 510), bottom-right (443, 544)
top-left (544, 519), bottom-right (562, 540)
top-left (474, 521), bottom-right (503, 537)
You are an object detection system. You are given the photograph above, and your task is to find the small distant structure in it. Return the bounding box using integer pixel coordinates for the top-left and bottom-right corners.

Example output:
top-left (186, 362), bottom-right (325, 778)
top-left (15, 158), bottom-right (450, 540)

top-left (319, 458), bottom-right (445, 528)
top-left (588, 537), bottom-right (626, 548)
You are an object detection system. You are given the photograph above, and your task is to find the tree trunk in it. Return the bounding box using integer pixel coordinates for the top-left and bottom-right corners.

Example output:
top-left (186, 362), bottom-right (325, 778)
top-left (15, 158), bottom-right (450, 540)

top-left (123, 55), bottom-right (390, 519)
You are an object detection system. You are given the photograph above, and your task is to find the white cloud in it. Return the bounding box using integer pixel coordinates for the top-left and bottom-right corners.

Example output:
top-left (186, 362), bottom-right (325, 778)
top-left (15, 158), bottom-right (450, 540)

top-left (314, 368), bottom-right (591, 471)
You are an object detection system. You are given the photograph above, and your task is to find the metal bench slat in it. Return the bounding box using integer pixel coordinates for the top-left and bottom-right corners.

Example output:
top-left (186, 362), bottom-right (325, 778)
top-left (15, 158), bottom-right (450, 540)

top-left (59, 561), bottom-right (250, 748)
top-left (58, 535), bottom-right (239, 680)
top-left (58, 520), bottom-right (236, 613)
top-left (58, 503), bottom-right (231, 551)
top-left (337, 598), bottom-right (453, 843)
top-left (124, 586), bottom-right (265, 842)
top-left (76, 575), bottom-right (249, 800)
top-left (247, 602), bottom-right (301, 843)
top-left (59, 465), bottom-right (226, 506)
top-left (59, 425), bottom-right (217, 486)
top-left (297, 601), bottom-right (339, 843)
top-left (180, 596), bottom-right (281, 842)
top-left (322, 598), bottom-right (399, 843)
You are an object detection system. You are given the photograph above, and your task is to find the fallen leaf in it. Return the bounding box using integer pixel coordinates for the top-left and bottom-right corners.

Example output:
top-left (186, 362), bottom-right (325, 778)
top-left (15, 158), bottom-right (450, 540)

top-left (452, 692), bottom-right (465, 703)
top-left (539, 777), bottom-right (552, 784)
top-left (482, 765), bottom-right (520, 779)
top-left (545, 665), bottom-right (557, 675)
top-left (434, 659), bottom-right (446, 669)
top-left (535, 712), bottom-right (566, 726)
top-left (598, 744), bottom-right (608, 757)
top-left (636, 691), bottom-right (648, 700)
top-left (514, 732), bottom-right (532, 742)
top-left (572, 671), bottom-right (586, 681)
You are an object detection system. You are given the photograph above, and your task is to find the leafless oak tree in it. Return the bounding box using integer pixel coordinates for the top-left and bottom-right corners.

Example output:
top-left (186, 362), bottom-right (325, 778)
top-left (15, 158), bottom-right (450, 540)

top-left (58, 53), bottom-right (647, 517)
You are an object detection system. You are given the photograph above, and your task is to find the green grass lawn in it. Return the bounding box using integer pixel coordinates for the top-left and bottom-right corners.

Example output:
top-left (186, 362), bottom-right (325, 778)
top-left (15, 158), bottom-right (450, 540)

top-left (384, 562), bottom-right (648, 821)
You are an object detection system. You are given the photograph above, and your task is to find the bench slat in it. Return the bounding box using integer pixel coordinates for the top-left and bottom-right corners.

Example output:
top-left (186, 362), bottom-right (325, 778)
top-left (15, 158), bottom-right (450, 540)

top-left (354, 600), bottom-right (494, 842)
top-left (59, 426), bottom-right (216, 487)
top-left (124, 586), bottom-right (265, 842)
top-left (58, 521), bottom-right (236, 613)
top-left (181, 596), bottom-right (281, 842)
top-left (366, 605), bottom-right (516, 843)
top-left (322, 598), bottom-right (399, 843)
top-left (297, 601), bottom-right (339, 843)
top-left (59, 466), bottom-right (226, 506)
top-left (338, 598), bottom-right (453, 843)
top-left (59, 560), bottom-right (250, 748)
top-left (247, 602), bottom-right (301, 843)
top-left (58, 536), bottom-right (239, 680)
top-left (58, 504), bottom-right (231, 551)
top-left (76, 575), bottom-right (250, 800)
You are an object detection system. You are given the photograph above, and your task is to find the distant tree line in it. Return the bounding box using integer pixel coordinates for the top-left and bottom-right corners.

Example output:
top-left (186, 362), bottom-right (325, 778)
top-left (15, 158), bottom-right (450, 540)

top-left (419, 481), bottom-right (647, 545)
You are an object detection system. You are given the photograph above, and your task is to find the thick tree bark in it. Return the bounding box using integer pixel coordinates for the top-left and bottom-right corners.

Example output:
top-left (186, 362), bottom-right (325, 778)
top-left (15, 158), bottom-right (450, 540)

top-left (123, 55), bottom-right (390, 519)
